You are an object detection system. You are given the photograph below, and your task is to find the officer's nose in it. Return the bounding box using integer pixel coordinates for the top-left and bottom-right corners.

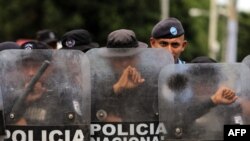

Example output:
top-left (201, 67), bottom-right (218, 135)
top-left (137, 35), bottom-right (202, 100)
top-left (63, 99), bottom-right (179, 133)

top-left (166, 45), bottom-right (173, 54)
top-left (26, 67), bottom-right (36, 77)
top-left (121, 60), bottom-right (130, 68)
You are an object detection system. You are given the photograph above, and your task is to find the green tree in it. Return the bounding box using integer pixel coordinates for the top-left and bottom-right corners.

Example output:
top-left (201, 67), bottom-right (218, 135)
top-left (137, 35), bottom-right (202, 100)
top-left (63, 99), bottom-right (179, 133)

top-left (169, 0), bottom-right (210, 62)
top-left (238, 13), bottom-right (250, 61)
top-left (1, 0), bottom-right (250, 62)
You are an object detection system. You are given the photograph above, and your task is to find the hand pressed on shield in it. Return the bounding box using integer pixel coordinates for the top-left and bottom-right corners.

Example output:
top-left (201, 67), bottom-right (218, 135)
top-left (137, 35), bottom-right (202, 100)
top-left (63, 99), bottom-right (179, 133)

top-left (210, 86), bottom-right (238, 105)
top-left (113, 66), bottom-right (145, 94)
top-left (25, 82), bottom-right (47, 104)
top-left (105, 114), bottom-right (123, 122)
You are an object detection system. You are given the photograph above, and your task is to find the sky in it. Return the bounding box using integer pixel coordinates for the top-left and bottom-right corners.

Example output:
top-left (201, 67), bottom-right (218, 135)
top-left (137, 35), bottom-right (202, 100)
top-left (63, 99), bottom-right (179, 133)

top-left (217, 0), bottom-right (250, 13)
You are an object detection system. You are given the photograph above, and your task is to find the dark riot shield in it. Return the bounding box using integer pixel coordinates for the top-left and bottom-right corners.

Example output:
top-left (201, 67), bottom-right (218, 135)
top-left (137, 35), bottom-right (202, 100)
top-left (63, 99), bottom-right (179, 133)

top-left (87, 48), bottom-right (174, 140)
top-left (158, 63), bottom-right (250, 140)
top-left (0, 49), bottom-right (90, 141)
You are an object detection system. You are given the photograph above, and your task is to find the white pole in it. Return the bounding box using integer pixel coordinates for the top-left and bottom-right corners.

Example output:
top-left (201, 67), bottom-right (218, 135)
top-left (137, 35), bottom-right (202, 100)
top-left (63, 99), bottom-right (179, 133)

top-left (208, 0), bottom-right (219, 60)
top-left (161, 0), bottom-right (169, 19)
top-left (225, 0), bottom-right (238, 62)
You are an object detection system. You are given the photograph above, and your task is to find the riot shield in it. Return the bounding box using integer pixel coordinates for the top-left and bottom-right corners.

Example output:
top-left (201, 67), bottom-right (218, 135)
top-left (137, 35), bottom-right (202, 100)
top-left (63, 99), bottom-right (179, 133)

top-left (241, 55), bottom-right (250, 124)
top-left (0, 84), bottom-right (5, 137)
top-left (242, 55), bottom-right (250, 69)
top-left (158, 63), bottom-right (250, 140)
top-left (0, 49), bottom-right (90, 141)
top-left (87, 48), bottom-right (174, 140)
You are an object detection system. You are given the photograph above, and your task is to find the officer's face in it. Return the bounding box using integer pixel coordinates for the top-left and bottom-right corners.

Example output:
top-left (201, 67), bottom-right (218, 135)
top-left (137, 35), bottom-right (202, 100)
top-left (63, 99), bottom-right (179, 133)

top-left (109, 56), bottom-right (137, 72)
top-left (150, 35), bottom-right (187, 63)
top-left (21, 60), bottom-right (52, 84)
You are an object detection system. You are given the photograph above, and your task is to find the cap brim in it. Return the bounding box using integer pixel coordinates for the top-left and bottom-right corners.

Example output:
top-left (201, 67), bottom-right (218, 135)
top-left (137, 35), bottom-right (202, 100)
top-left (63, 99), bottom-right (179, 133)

top-left (138, 41), bottom-right (148, 48)
top-left (0, 42), bottom-right (20, 51)
top-left (98, 47), bottom-right (145, 58)
top-left (61, 42), bottom-right (99, 52)
top-left (99, 41), bottom-right (147, 57)
top-left (43, 39), bottom-right (58, 44)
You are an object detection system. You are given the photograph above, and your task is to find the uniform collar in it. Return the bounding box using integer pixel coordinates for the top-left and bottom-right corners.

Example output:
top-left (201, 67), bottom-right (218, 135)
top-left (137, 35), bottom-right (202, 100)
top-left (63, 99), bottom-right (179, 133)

top-left (176, 58), bottom-right (185, 64)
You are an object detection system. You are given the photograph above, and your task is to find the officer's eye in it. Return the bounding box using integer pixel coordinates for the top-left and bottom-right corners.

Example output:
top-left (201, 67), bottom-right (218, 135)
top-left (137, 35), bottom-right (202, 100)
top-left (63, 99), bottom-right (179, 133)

top-left (171, 42), bottom-right (180, 48)
top-left (159, 41), bottom-right (168, 47)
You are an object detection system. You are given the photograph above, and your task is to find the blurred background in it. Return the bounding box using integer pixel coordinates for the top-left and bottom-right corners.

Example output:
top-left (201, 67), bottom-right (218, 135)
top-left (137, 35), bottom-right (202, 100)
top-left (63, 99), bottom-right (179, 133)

top-left (0, 0), bottom-right (249, 62)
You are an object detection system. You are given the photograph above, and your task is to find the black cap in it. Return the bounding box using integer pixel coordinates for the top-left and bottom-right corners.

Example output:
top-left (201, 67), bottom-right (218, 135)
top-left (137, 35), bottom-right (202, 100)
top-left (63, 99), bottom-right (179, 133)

top-left (20, 41), bottom-right (50, 50)
top-left (0, 41), bottom-right (20, 51)
top-left (20, 49), bottom-right (53, 64)
top-left (36, 29), bottom-right (58, 44)
top-left (107, 29), bottom-right (147, 48)
top-left (61, 29), bottom-right (99, 52)
top-left (99, 29), bottom-right (147, 57)
top-left (151, 17), bottom-right (185, 39)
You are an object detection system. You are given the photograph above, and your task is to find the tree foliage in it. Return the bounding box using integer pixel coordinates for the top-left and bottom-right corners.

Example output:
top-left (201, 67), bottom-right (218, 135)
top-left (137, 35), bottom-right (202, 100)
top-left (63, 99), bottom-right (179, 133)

top-left (238, 13), bottom-right (250, 61)
top-left (0, 0), bottom-right (250, 61)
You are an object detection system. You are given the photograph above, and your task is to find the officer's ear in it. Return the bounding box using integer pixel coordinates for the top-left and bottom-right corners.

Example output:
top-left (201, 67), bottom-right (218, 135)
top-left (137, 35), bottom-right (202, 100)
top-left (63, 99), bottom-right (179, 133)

top-left (181, 40), bottom-right (188, 51)
top-left (150, 37), bottom-right (157, 48)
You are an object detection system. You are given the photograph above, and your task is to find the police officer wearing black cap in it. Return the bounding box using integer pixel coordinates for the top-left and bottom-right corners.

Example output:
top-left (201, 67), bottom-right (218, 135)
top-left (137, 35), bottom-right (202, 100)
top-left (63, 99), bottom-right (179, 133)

top-left (88, 29), bottom-right (171, 123)
top-left (150, 17), bottom-right (187, 64)
top-left (2, 48), bottom-right (84, 126)
top-left (20, 40), bottom-right (50, 50)
top-left (36, 29), bottom-right (58, 49)
top-left (61, 29), bottom-right (99, 53)
top-left (0, 41), bottom-right (20, 51)
top-left (90, 29), bottom-right (147, 122)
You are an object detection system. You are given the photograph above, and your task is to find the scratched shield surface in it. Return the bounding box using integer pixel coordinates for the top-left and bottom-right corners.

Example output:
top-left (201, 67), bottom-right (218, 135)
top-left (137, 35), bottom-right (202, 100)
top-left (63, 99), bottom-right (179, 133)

top-left (0, 49), bottom-right (91, 141)
top-left (87, 48), bottom-right (174, 140)
top-left (158, 63), bottom-right (250, 141)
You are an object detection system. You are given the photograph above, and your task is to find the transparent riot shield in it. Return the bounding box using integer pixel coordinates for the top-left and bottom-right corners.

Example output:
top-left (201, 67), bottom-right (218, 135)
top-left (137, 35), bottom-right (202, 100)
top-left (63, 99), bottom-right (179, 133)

top-left (0, 85), bottom-right (5, 138)
top-left (0, 49), bottom-right (90, 141)
top-left (242, 55), bottom-right (250, 68)
top-left (158, 63), bottom-right (250, 140)
top-left (87, 48), bottom-right (174, 140)
top-left (241, 55), bottom-right (250, 124)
